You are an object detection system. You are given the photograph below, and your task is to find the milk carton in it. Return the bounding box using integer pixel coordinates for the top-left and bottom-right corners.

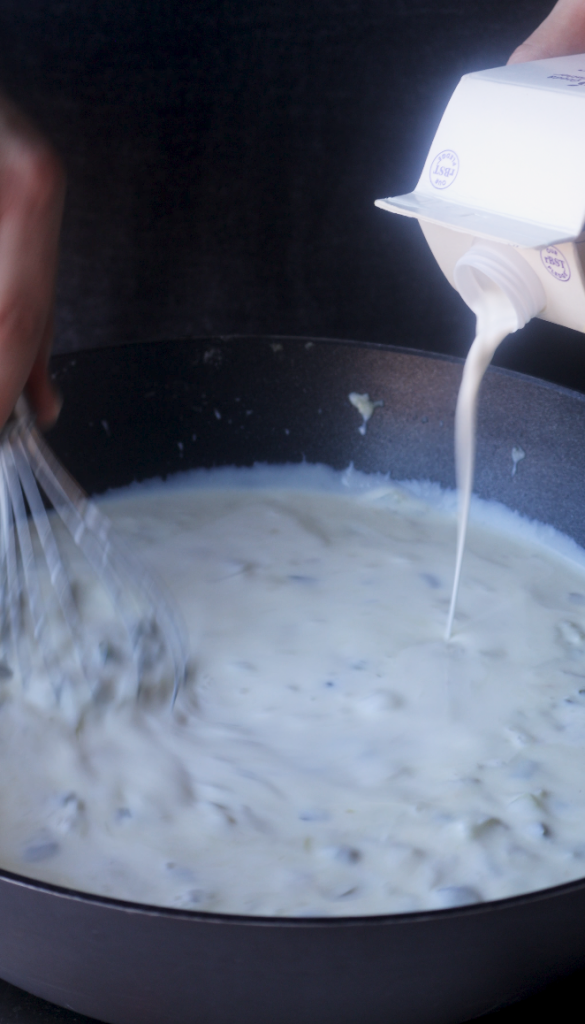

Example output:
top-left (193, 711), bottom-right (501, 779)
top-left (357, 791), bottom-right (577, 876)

top-left (376, 54), bottom-right (585, 333)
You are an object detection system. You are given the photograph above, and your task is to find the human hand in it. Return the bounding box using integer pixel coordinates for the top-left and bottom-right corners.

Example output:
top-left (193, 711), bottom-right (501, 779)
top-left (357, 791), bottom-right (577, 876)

top-left (509, 0), bottom-right (585, 64)
top-left (0, 91), bottom-right (65, 430)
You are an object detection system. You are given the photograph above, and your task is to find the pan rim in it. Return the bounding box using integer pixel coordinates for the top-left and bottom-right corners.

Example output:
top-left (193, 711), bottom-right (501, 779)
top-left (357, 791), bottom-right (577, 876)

top-left (51, 332), bottom-right (585, 406)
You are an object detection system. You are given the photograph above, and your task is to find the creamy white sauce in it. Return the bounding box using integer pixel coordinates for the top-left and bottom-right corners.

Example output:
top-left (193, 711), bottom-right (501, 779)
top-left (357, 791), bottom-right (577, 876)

top-left (348, 393), bottom-right (383, 435)
top-left (2, 464), bottom-right (585, 917)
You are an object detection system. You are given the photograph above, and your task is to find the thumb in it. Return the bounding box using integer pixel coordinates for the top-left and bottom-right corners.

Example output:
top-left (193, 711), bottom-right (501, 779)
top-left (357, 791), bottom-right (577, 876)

top-left (509, 0), bottom-right (585, 64)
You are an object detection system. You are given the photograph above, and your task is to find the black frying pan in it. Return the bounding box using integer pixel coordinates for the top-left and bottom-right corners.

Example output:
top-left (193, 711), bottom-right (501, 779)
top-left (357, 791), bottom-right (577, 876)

top-left (2, 336), bottom-right (585, 1024)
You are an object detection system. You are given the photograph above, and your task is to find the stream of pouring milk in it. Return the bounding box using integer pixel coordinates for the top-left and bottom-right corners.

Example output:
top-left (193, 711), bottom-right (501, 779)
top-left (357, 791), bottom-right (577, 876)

top-left (446, 277), bottom-right (520, 639)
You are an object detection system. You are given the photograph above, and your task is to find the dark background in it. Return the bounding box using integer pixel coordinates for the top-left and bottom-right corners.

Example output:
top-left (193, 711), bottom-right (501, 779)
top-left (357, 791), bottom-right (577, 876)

top-left (1, 0), bottom-right (580, 389)
top-left (1, 1), bottom-right (585, 1021)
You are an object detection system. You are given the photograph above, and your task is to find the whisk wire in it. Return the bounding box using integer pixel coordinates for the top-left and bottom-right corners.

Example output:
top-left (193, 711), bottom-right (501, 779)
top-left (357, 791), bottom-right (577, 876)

top-left (24, 425), bottom-right (187, 702)
top-left (0, 440), bottom-right (67, 697)
top-left (0, 463), bottom-right (25, 679)
top-left (11, 432), bottom-right (92, 689)
top-left (1, 442), bottom-right (45, 644)
top-left (0, 402), bottom-right (187, 709)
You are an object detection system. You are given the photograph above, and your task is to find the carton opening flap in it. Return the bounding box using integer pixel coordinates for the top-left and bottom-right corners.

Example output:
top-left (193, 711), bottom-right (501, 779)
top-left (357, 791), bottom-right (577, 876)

top-left (375, 193), bottom-right (574, 251)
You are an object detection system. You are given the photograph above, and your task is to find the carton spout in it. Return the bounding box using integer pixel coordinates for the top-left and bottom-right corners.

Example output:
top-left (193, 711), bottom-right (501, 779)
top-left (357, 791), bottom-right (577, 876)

top-left (453, 241), bottom-right (546, 332)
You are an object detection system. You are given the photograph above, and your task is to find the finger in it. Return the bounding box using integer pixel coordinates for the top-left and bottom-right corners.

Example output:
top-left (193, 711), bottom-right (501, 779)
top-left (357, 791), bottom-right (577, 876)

top-left (0, 141), bottom-right (65, 428)
top-left (509, 0), bottom-right (585, 64)
top-left (25, 311), bottom-right (62, 429)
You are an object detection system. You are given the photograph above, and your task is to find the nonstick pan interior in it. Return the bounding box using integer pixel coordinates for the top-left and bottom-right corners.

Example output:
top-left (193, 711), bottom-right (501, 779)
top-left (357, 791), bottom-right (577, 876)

top-left (1, 336), bottom-right (585, 1024)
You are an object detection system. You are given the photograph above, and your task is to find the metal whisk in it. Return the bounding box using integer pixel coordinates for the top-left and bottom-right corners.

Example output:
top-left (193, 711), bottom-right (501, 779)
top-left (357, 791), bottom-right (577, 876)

top-left (0, 397), bottom-right (187, 717)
